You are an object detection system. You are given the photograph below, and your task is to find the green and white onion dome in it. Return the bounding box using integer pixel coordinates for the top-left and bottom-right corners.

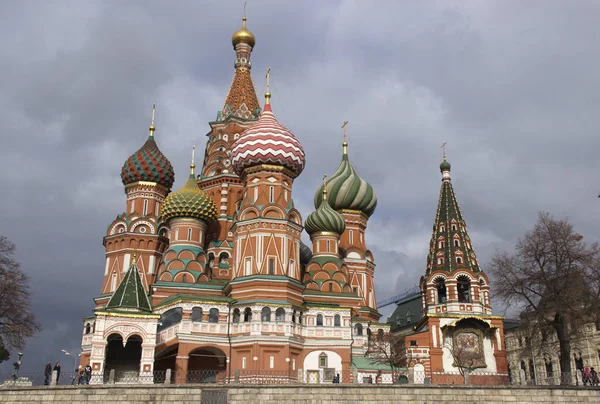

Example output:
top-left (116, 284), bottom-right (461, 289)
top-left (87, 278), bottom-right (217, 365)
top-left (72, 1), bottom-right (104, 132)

top-left (314, 153), bottom-right (377, 218)
top-left (305, 186), bottom-right (346, 235)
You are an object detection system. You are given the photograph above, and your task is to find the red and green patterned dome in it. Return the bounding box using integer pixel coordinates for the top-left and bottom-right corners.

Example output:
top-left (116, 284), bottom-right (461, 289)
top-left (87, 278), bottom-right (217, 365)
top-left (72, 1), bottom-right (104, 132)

top-left (121, 134), bottom-right (175, 190)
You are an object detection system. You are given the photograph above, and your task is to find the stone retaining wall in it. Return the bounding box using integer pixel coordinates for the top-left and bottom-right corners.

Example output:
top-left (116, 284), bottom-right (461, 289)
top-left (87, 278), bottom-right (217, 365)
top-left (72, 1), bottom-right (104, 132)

top-left (0, 384), bottom-right (599, 403)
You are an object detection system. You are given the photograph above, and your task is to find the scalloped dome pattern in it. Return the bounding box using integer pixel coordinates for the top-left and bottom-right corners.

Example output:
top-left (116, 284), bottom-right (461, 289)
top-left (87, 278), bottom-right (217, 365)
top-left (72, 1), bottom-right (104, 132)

top-left (230, 106), bottom-right (305, 177)
top-left (121, 137), bottom-right (175, 189)
top-left (305, 198), bottom-right (346, 235)
top-left (161, 175), bottom-right (218, 222)
top-left (314, 154), bottom-right (377, 217)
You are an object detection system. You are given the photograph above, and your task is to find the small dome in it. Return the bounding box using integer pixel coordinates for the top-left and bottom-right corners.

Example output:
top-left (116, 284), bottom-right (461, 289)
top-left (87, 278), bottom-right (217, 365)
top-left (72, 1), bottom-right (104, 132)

top-left (300, 241), bottom-right (313, 266)
top-left (121, 136), bottom-right (175, 189)
top-left (315, 153), bottom-right (377, 218)
top-left (161, 173), bottom-right (217, 222)
top-left (440, 159), bottom-right (451, 171)
top-left (231, 101), bottom-right (305, 178)
top-left (232, 17), bottom-right (256, 49)
top-left (305, 194), bottom-right (346, 236)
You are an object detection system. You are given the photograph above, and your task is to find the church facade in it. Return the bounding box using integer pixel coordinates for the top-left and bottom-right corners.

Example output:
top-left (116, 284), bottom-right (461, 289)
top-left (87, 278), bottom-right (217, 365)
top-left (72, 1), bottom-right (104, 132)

top-left (388, 155), bottom-right (509, 385)
top-left (80, 16), bottom-right (385, 384)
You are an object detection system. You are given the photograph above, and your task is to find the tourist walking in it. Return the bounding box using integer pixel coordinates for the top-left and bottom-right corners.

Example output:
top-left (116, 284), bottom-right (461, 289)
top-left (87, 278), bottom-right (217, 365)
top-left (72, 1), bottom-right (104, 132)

top-left (44, 362), bottom-right (52, 385)
top-left (590, 367), bottom-right (599, 386)
top-left (84, 364), bottom-right (92, 385)
top-left (53, 362), bottom-right (61, 384)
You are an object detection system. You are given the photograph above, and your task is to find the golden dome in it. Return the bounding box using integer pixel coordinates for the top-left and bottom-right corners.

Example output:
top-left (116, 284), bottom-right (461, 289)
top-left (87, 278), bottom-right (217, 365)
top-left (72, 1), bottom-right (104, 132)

top-left (232, 17), bottom-right (255, 49)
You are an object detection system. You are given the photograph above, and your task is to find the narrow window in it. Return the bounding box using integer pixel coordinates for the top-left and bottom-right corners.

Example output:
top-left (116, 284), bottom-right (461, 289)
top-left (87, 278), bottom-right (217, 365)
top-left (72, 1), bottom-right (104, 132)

top-left (334, 314), bottom-right (341, 327)
top-left (208, 308), bottom-right (219, 323)
top-left (319, 352), bottom-right (327, 368)
top-left (242, 357), bottom-right (247, 369)
top-left (254, 186), bottom-right (258, 201)
top-left (328, 283), bottom-right (333, 292)
top-left (439, 240), bottom-right (445, 249)
top-left (452, 224), bottom-right (457, 231)
top-left (191, 307), bottom-right (202, 322)
top-left (244, 307), bottom-right (252, 322)
top-left (317, 314), bottom-right (323, 326)
top-left (269, 186), bottom-right (274, 203)
top-left (454, 239), bottom-right (460, 247)
top-left (327, 240), bottom-right (331, 252)
top-left (270, 356), bottom-right (274, 369)
top-left (349, 230), bottom-right (353, 245)
top-left (292, 359), bottom-right (296, 370)
top-left (284, 190), bottom-right (288, 201)
top-left (182, 274), bottom-right (188, 283)
top-left (456, 257), bottom-right (463, 264)
top-left (143, 199), bottom-right (148, 215)
top-left (245, 258), bottom-right (251, 276)
top-left (175, 228), bottom-right (179, 240)
top-left (130, 200), bottom-right (135, 213)
top-left (268, 258), bottom-right (275, 275)
top-left (111, 274), bottom-right (117, 292)
top-left (187, 228), bottom-right (192, 241)
top-left (353, 287), bottom-right (358, 293)
top-left (276, 308), bottom-right (285, 322)
top-left (261, 307), bottom-right (271, 322)
top-left (232, 308), bottom-right (240, 323)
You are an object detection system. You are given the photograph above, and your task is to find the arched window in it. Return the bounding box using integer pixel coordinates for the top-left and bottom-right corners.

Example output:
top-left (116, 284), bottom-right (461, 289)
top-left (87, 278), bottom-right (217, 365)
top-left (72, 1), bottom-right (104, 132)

top-left (316, 314), bottom-right (323, 327)
top-left (158, 307), bottom-right (183, 332)
top-left (454, 239), bottom-right (460, 247)
top-left (191, 307), bottom-right (203, 322)
top-left (292, 310), bottom-right (296, 323)
top-left (232, 308), bottom-right (240, 324)
top-left (244, 307), bottom-right (252, 322)
top-left (269, 186), bottom-right (274, 203)
top-left (334, 314), bottom-right (341, 327)
top-left (349, 230), bottom-right (354, 245)
top-left (457, 276), bottom-right (471, 303)
top-left (275, 308), bottom-right (285, 322)
top-left (521, 360), bottom-right (527, 380)
top-left (529, 359), bottom-right (536, 381)
top-left (456, 256), bottom-right (463, 264)
top-left (85, 323), bottom-right (91, 334)
top-left (452, 224), bottom-right (457, 231)
top-left (261, 307), bottom-right (271, 322)
top-left (436, 278), bottom-right (447, 303)
top-left (182, 274), bottom-right (188, 283)
top-left (328, 283), bottom-right (333, 292)
top-left (355, 323), bottom-right (363, 336)
top-left (208, 308), bottom-right (219, 323)
top-left (298, 312), bottom-right (303, 325)
top-left (438, 240), bottom-right (445, 249)
top-left (187, 228), bottom-right (192, 241)
top-left (219, 252), bottom-right (229, 268)
top-left (545, 358), bottom-right (553, 377)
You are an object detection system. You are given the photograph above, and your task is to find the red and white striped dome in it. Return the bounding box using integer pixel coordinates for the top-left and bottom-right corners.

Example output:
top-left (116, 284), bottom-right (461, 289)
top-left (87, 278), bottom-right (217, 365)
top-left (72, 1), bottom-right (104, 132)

top-left (231, 103), bottom-right (305, 178)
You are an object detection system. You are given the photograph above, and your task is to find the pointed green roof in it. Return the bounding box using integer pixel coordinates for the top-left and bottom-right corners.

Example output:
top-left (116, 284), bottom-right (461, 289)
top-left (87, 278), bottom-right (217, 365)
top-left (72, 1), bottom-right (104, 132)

top-left (105, 254), bottom-right (152, 312)
top-left (426, 159), bottom-right (480, 275)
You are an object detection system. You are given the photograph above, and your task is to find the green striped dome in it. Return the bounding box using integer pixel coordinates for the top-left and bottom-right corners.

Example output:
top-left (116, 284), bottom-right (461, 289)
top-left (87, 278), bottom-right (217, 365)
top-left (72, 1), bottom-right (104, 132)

top-left (314, 153), bottom-right (377, 217)
top-left (161, 174), bottom-right (217, 222)
top-left (305, 196), bottom-right (346, 235)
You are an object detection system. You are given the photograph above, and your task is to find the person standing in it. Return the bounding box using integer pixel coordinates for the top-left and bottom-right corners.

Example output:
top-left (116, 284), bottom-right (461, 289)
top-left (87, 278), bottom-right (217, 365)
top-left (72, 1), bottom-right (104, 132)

top-left (53, 362), bottom-right (61, 384)
top-left (590, 367), bottom-right (599, 386)
top-left (84, 364), bottom-right (92, 385)
top-left (44, 363), bottom-right (52, 385)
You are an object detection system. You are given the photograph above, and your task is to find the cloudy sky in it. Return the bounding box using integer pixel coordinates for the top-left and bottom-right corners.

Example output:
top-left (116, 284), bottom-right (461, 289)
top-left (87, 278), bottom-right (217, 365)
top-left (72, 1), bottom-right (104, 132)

top-left (1, 0), bottom-right (599, 374)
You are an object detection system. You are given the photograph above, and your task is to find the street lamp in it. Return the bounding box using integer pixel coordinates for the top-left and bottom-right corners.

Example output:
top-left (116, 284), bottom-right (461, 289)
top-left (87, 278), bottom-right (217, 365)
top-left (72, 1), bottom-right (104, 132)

top-left (11, 352), bottom-right (23, 384)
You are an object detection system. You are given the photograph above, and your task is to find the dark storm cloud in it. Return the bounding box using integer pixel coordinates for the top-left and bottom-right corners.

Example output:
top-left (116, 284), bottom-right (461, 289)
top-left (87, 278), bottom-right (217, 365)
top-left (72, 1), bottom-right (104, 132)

top-left (0, 0), bottom-right (599, 373)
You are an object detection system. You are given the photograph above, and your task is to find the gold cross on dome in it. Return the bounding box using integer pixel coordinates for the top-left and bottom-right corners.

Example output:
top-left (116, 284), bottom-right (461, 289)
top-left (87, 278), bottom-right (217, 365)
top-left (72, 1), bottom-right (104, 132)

top-left (441, 142), bottom-right (447, 159)
top-left (342, 121), bottom-right (349, 142)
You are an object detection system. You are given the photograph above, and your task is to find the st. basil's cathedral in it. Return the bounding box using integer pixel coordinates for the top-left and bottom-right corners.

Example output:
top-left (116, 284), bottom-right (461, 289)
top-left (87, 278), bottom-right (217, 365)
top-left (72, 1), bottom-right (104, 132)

top-left (80, 14), bottom-right (508, 385)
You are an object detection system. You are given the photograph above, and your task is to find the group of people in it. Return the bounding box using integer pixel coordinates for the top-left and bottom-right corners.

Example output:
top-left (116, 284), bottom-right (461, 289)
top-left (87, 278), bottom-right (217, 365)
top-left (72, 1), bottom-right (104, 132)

top-left (43, 362), bottom-right (92, 385)
top-left (582, 367), bottom-right (599, 386)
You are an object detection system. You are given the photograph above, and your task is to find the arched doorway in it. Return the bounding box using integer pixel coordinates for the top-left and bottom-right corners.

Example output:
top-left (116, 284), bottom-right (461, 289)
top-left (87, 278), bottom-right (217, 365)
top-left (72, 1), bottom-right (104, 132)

top-left (104, 334), bottom-right (143, 382)
top-left (187, 346), bottom-right (227, 383)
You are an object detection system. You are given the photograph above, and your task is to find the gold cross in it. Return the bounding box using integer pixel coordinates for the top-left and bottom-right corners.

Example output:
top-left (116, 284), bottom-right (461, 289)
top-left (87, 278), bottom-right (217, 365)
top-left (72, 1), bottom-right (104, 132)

top-left (265, 67), bottom-right (271, 92)
top-left (342, 121), bottom-right (349, 143)
top-left (441, 142), bottom-right (447, 159)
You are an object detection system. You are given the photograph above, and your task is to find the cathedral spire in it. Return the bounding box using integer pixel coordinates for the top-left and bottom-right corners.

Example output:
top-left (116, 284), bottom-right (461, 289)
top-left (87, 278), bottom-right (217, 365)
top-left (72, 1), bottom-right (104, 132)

top-left (426, 154), bottom-right (479, 276)
top-left (105, 252), bottom-right (152, 313)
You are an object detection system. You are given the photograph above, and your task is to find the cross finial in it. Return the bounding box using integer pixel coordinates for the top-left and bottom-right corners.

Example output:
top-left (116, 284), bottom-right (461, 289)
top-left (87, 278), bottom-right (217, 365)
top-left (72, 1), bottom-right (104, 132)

top-left (342, 121), bottom-right (349, 155)
top-left (132, 249), bottom-right (138, 265)
top-left (265, 67), bottom-right (271, 105)
top-left (190, 145), bottom-right (196, 176)
top-left (441, 142), bottom-right (447, 160)
top-left (243, 0), bottom-right (247, 19)
top-left (149, 104), bottom-right (156, 137)
top-left (322, 174), bottom-right (328, 200)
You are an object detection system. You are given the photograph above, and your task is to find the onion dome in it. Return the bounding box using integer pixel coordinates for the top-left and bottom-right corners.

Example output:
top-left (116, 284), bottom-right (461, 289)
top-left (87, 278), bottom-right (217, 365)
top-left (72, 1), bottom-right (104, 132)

top-left (161, 147), bottom-right (218, 222)
top-left (121, 106), bottom-right (175, 190)
top-left (314, 139), bottom-right (377, 217)
top-left (231, 88), bottom-right (305, 178)
top-left (232, 17), bottom-right (256, 49)
top-left (300, 241), bottom-right (313, 266)
top-left (305, 178), bottom-right (346, 235)
top-left (440, 158), bottom-right (451, 171)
